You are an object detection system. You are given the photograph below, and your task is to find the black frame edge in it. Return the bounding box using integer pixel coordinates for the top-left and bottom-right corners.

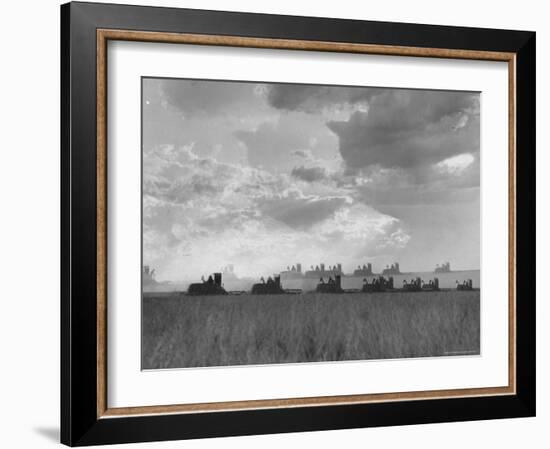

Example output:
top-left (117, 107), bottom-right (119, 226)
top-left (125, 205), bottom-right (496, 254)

top-left (60, 2), bottom-right (536, 446)
top-left (60, 2), bottom-right (72, 446)
top-left (62, 2), bottom-right (102, 445)
top-left (514, 32), bottom-right (536, 416)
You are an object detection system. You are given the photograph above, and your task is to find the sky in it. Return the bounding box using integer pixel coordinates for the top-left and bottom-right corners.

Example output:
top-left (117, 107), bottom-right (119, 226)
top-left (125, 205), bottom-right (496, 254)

top-left (142, 78), bottom-right (480, 282)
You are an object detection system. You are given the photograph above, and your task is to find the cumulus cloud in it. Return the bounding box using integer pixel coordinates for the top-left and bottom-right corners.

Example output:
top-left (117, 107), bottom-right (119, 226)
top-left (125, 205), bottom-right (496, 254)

top-left (327, 90), bottom-right (480, 171)
top-left (348, 156), bottom-right (480, 208)
top-left (265, 84), bottom-right (480, 211)
top-left (160, 78), bottom-right (265, 116)
top-left (143, 78), bottom-right (480, 277)
top-left (292, 149), bottom-right (314, 160)
top-left (234, 113), bottom-right (338, 173)
top-left (267, 83), bottom-right (374, 120)
top-left (313, 204), bottom-right (409, 249)
top-left (267, 84), bottom-right (336, 111)
top-left (143, 144), bottom-right (409, 280)
top-left (267, 84), bottom-right (374, 112)
top-left (291, 165), bottom-right (328, 183)
top-left (260, 194), bottom-right (347, 229)
top-left (436, 153), bottom-right (475, 175)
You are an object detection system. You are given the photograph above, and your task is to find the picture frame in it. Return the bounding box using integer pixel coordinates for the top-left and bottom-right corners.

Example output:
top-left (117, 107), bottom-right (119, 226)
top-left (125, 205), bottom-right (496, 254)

top-left (60, 1), bottom-right (535, 446)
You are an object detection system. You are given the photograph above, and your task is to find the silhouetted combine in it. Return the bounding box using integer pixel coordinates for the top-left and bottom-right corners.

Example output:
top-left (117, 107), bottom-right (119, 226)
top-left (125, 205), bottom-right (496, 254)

top-left (402, 277), bottom-right (422, 292)
top-left (187, 273), bottom-right (227, 296)
top-left (382, 262), bottom-right (401, 275)
top-left (251, 275), bottom-right (286, 295)
top-left (280, 263), bottom-right (304, 279)
top-left (422, 278), bottom-right (440, 291)
top-left (354, 263), bottom-right (374, 276)
top-left (362, 276), bottom-right (394, 292)
top-left (434, 262), bottom-right (451, 273)
top-left (305, 263), bottom-right (343, 279)
top-left (316, 275), bottom-right (344, 293)
top-left (456, 279), bottom-right (474, 291)
top-left (402, 277), bottom-right (440, 292)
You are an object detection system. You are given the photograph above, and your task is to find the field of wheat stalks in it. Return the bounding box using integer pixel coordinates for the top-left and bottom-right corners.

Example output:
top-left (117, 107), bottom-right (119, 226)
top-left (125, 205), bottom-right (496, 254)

top-left (142, 291), bottom-right (480, 369)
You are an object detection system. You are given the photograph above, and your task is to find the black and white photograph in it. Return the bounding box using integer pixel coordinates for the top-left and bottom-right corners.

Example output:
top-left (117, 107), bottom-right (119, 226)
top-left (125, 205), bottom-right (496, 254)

top-left (141, 78), bottom-right (481, 370)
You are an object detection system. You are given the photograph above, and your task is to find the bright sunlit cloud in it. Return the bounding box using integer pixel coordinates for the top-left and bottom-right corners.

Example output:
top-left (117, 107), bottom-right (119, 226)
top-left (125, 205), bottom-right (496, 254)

top-left (436, 153), bottom-right (475, 175)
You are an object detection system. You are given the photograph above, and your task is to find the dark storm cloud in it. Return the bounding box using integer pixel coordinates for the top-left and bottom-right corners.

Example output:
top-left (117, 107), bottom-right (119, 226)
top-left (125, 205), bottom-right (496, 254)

top-left (259, 195), bottom-right (347, 229)
top-left (266, 84), bottom-right (376, 112)
top-left (291, 165), bottom-right (328, 183)
top-left (160, 78), bottom-right (262, 116)
top-left (292, 149), bottom-right (312, 159)
top-left (327, 90), bottom-right (479, 171)
top-left (267, 85), bottom-right (331, 111)
top-left (346, 152), bottom-right (480, 208)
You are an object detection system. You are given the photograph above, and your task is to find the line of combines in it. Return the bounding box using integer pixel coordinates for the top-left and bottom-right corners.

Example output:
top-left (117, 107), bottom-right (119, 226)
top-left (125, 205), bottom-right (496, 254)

top-left (281, 262), bottom-right (402, 278)
top-left (281, 261), bottom-right (454, 277)
top-left (185, 272), bottom-right (476, 296)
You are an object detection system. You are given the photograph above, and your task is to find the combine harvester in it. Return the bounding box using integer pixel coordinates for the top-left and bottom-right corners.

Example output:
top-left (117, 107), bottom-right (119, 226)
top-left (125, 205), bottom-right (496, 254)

top-left (305, 263), bottom-right (343, 279)
top-left (382, 262), bottom-right (401, 275)
top-left (187, 273), bottom-right (228, 296)
top-left (315, 275), bottom-right (394, 294)
top-left (402, 277), bottom-right (440, 292)
top-left (251, 275), bottom-right (302, 295)
top-left (183, 271), bottom-right (474, 296)
top-left (456, 279), bottom-right (474, 291)
top-left (362, 276), bottom-right (394, 293)
top-left (353, 263), bottom-right (374, 277)
top-left (316, 275), bottom-right (344, 293)
top-left (434, 262), bottom-right (451, 273)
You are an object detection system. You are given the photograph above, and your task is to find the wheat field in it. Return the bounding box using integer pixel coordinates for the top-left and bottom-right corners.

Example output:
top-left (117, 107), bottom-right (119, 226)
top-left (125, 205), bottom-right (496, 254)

top-left (142, 291), bottom-right (480, 369)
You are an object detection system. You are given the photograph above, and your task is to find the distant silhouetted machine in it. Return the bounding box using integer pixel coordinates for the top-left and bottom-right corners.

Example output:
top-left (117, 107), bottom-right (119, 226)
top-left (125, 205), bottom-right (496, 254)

top-left (182, 270), bottom-right (470, 296)
top-left (187, 273), bottom-right (227, 296)
top-left (456, 279), bottom-right (474, 291)
top-left (305, 263), bottom-right (343, 279)
top-left (402, 277), bottom-right (440, 292)
top-left (251, 275), bottom-right (302, 295)
top-left (280, 263), bottom-right (304, 279)
top-left (251, 275), bottom-right (285, 294)
top-left (382, 262), bottom-right (401, 275)
top-left (316, 274), bottom-right (344, 293)
top-left (362, 276), bottom-right (394, 292)
top-left (353, 263), bottom-right (374, 277)
top-left (435, 262), bottom-right (451, 273)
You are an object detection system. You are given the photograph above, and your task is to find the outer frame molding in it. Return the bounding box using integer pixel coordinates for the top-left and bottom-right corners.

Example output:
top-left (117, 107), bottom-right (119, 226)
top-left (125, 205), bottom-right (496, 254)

top-left (61, 2), bottom-right (535, 446)
top-left (95, 27), bottom-right (517, 418)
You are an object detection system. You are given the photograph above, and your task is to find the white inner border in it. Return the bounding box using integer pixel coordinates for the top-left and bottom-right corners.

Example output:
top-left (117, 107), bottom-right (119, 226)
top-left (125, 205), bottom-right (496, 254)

top-left (107, 40), bottom-right (509, 408)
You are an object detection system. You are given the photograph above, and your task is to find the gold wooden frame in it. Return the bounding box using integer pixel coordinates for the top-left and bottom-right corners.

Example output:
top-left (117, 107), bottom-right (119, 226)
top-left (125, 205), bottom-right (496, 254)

top-left (96, 29), bottom-right (516, 419)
